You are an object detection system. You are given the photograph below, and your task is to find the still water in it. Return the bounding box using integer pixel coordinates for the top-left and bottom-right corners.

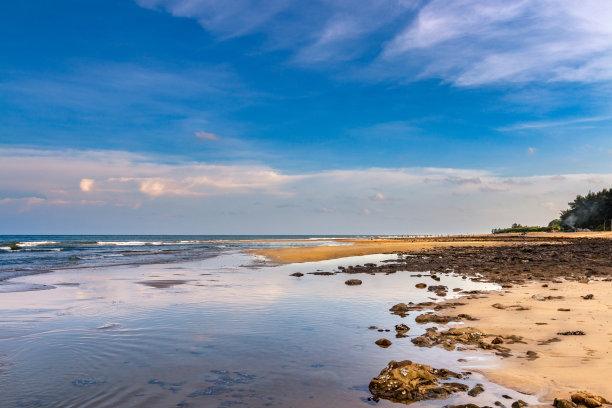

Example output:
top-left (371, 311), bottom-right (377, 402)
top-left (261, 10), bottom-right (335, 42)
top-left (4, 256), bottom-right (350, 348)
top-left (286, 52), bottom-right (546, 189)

top-left (0, 251), bottom-right (539, 407)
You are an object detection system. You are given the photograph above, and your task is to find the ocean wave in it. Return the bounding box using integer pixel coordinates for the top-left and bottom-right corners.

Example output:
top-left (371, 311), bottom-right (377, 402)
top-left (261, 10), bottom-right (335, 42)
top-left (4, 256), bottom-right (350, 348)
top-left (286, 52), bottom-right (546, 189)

top-left (15, 241), bottom-right (59, 247)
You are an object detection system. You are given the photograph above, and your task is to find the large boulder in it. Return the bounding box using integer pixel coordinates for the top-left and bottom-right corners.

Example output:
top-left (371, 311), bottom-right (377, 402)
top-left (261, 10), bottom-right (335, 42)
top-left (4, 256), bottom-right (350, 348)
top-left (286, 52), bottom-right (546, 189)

top-left (369, 360), bottom-right (468, 403)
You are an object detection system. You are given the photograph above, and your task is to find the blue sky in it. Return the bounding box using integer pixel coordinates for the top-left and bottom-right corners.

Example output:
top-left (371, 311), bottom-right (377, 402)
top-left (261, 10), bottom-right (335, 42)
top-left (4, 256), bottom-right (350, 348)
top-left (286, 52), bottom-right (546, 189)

top-left (1, 0), bottom-right (611, 234)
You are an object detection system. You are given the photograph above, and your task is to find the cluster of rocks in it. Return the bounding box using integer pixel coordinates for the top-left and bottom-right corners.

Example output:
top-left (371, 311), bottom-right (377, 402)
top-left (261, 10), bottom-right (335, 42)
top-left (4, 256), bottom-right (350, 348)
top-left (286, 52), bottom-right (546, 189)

top-left (333, 238), bottom-right (612, 284)
top-left (554, 392), bottom-right (609, 408)
top-left (410, 327), bottom-right (525, 357)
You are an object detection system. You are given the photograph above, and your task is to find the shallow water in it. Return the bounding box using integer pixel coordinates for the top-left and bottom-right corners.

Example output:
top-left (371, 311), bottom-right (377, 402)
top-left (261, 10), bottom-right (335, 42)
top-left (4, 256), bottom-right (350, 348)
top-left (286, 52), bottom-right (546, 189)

top-left (0, 251), bottom-right (540, 408)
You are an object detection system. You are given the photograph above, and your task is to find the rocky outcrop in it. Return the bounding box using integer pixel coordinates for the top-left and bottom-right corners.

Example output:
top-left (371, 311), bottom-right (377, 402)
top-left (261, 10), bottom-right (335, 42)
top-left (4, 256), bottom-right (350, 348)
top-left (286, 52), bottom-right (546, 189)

top-left (369, 360), bottom-right (468, 403)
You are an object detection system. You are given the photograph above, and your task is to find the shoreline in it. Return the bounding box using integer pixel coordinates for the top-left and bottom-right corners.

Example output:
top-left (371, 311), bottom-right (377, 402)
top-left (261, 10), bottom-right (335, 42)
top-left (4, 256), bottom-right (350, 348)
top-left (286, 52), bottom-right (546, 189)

top-left (251, 232), bottom-right (612, 264)
top-left (255, 234), bottom-right (612, 405)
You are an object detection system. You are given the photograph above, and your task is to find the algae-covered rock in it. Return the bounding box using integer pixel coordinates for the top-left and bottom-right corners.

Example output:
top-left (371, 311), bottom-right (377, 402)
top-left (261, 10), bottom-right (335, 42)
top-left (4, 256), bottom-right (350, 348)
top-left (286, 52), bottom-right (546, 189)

top-left (369, 360), bottom-right (468, 403)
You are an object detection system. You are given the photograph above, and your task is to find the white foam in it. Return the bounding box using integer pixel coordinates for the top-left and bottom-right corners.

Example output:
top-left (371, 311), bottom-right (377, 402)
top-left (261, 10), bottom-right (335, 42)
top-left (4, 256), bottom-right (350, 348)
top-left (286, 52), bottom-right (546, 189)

top-left (16, 241), bottom-right (59, 247)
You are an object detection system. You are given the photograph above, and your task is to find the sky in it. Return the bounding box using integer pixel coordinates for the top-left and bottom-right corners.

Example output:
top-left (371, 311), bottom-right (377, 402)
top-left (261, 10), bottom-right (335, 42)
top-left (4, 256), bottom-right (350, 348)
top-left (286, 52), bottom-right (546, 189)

top-left (1, 0), bottom-right (611, 234)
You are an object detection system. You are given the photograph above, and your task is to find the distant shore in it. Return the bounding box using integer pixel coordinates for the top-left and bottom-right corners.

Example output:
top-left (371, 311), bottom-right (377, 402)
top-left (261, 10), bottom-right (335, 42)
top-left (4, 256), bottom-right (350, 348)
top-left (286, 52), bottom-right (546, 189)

top-left (251, 231), bottom-right (612, 263)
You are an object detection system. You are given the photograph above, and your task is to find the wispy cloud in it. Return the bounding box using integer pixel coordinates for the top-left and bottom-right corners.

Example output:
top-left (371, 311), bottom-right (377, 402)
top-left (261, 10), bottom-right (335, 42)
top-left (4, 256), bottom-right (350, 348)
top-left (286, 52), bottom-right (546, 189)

top-left (497, 115), bottom-right (612, 132)
top-left (527, 147), bottom-right (537, 155)
top-left (194, 131), bottom-right (220, 141)
top-left (136, 0), bottom-right (612, 86)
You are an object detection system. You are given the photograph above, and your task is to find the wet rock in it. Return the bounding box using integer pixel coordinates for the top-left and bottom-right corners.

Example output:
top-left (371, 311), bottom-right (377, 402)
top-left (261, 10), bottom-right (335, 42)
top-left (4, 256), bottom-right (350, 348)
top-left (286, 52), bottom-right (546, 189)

top-left (389, 303), bottom-right (410, 316)
top-left (375, 338), bottom-right (392, 348)
top-left (558, 308), bottom-right (571, 312)
top-left (495, 402), bottom-right (505, 407)
top-left (468, 385), bottom-right (485, 397)
top-left (582, 294), bottom-right (594, 300)
top-left (428, 285), bottom-right (448, 293)
top-left (368, 326), bottom-right (377, 330)
top-left (290, 272), bottom-right (304, 277)
top-left (491, 336), bottom-right (504, 344)
top-left (445, 405), bottom-right (481, 408)
top-left (309, 271), bottom-right (335, 276)
top-left (415, 313), bottom-right (477, 324)
top-left (557, 331), bottom-right (585, 336)
top-left (345, 279), bottom-right (362, 286)
top-left (416, 283), bottom-right (427, 289)
top-left (368, 360), bottom-right (468, 403)
top-left (553, 399), bottom-right (577, 408)
top-left (511, 400), bottom-right (527, 408)
top-left (571, 392), bottom-right (609, 408)
top-left (395, 324), bottom-right (410, 333)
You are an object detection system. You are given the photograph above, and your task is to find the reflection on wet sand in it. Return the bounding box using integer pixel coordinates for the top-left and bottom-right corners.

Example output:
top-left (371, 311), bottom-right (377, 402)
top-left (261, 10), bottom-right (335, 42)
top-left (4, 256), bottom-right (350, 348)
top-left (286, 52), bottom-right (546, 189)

top-left (0, 252), bottom-right (537, 408)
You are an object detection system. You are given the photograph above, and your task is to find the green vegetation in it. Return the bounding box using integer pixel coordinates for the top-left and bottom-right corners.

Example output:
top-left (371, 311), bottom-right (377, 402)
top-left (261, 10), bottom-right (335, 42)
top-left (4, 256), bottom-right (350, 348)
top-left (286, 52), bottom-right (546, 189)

top-left (560, 188), bottom-right (612, 230)
top-left (491, 223), bottom-right (553, 234)
top-left (492, 187), bottom-right (612, 233)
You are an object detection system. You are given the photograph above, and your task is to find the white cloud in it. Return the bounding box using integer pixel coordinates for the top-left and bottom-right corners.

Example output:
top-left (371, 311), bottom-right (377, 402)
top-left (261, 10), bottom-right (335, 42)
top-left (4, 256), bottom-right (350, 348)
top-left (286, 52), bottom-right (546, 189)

top-left (527, 147), bottom-right (537, 155)
top-left (2, 147), bottom-right (612, 234)
top-left (194, 131), bottom-right (219, 141)
top-left (80, 179), bottom-right (94, 192)
top-left (135, 0), bottom-right (612, 86)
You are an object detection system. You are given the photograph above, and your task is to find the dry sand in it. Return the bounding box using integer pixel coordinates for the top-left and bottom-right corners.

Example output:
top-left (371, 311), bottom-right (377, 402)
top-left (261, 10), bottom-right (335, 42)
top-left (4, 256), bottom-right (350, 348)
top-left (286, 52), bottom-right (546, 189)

top-left (449, 280), bottom-right (612, 401)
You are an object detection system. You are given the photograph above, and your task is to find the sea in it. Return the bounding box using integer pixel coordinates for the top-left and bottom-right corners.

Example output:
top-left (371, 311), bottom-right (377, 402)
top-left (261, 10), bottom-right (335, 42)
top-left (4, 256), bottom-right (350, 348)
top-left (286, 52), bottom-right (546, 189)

top-left (0, 235), bottom-right (357, 281)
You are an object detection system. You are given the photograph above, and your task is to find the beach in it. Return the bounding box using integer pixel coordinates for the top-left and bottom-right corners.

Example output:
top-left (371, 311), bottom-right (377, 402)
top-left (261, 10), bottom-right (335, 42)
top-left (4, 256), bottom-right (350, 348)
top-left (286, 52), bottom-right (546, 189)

top-left (0, 234), bottom-right (610, 407)
top-left (254, 232), bottom-right (612, 405)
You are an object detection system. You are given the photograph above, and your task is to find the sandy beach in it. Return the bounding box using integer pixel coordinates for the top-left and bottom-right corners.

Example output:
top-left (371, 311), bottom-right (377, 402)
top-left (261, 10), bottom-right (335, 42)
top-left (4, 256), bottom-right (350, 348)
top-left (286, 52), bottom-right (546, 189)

top-left (255, 232), bottom-right (612, 405)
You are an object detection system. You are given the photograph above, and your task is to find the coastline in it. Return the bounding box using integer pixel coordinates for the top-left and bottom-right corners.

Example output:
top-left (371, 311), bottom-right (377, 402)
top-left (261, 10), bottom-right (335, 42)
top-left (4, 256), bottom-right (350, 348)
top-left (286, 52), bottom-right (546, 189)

top-left (255, 233), bottom-right (612, 404)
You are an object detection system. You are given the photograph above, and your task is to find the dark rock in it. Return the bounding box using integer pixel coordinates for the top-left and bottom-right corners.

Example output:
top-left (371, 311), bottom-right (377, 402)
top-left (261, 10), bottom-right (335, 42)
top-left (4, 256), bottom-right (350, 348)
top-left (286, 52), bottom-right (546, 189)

top-left (369, 360), bottom-right (468, 403)
top-left (582, 294), bottom-right (594, 300)
top-left (395, 324), bottom-right (410, 333)
top-left (345, 279), bottom-right (362, 286)
top-left (468, 385), bottom-right (485, 397)
top-left (557, 331), bottom-right (585, 336)
top-left (375, 338), bottom-right (392, 348)
top-left (511, 400), bottom-right (527, 408)
top-left (553, 399), bottom-right (577, 408)
top-left (428, 285), bottom-right (448, 292)
top-left (416, 283), bottom-right (427, 289)
top-left (290, 272), bottom-right (304, 277)
top-left (309, 271), bottom-right (335, 276)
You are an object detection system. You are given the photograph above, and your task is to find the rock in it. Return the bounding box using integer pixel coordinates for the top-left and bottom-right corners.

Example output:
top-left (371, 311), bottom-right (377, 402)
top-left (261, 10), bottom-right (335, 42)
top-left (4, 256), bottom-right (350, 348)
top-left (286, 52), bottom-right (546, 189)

top-left (445, 405), bottom-right (480, 408)
top-left (557, 308), bottom-right (571, 312)
top-left (345, 279), bottom-right (362, 286)
top-left (416, 283), bottom-right (427, 289)
top-left (557, 331), bottom-right (585, 336)
top-left (495, 402), bottom-right (505, 407)
top-left (309, 271), bottom-right (335, 276)
top-left (468, 385), bottom-right (485, 397)
top-left (492, 303), bottom-right (507, 309)
top-left (525, 350), bottom-right (538, 360)
top-left (375, 338), bottom-right (392, 348)
top-left (511, 400), bottom-right (527, 408)
top-left (368, 360), bottom-right (468, 404)
top-left (290, 272), bottom-right (304, 277)
top-left (390, 303), bottom-right (410, 316)
top-left (368, 326), bottom-right (377, 330)
top-left (571, 392), bottom-right (609, 408)
top-left (395, 324), bottom-right (410, 333)
top-left (582, 294), bottom-right (594, 300)
top-left (428, 285), bottom-right (448, 292)
top-left (492, 336), bottom-right (504, 344)
top-left (553, 399), bottom-right (577, 408)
